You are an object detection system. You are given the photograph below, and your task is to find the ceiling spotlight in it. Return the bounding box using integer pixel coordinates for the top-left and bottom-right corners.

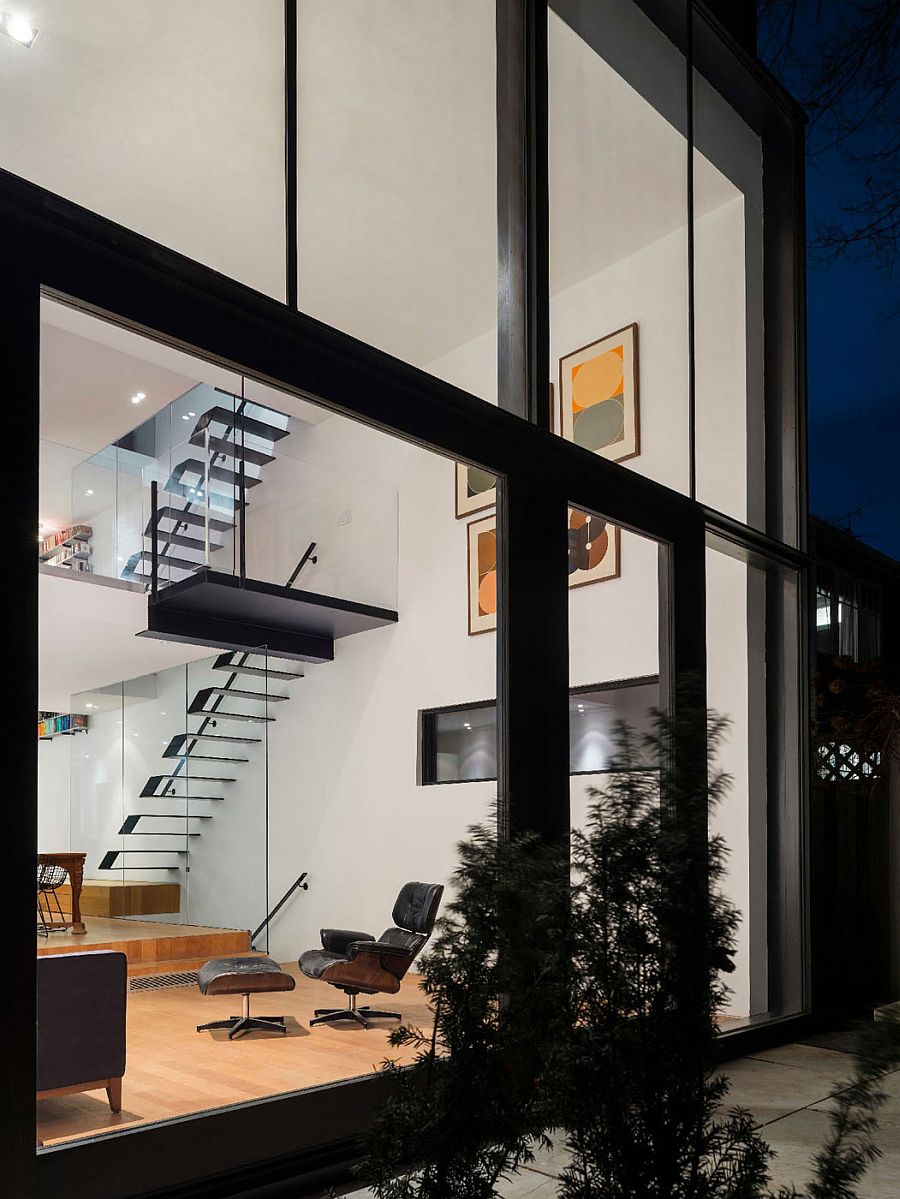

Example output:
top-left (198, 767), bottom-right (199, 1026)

top-left (131, 392), bottom-right (145, 404)
top-left (182, 414), bottom-right (190, 421)
top-left (187, 411), bottom-right (196, 417)
top-left (84, 488), bottom-right (94, 496)
top-left (2, 13), bottom-right (39, 47)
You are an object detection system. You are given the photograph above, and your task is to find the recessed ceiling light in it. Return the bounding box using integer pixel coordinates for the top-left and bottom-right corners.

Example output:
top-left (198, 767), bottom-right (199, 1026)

top-left (131, 392), bottom-right (145, 404)
top-left (85, 703), bottom-right (95, 709)
top-left (182, 414), bottom-right (190, 421)
top-left (187, 411), bottom-right (196, 417)
top-left (2, 13), bottom-right (39, 47)
top-left (84, 489), bottom-right (94, 496)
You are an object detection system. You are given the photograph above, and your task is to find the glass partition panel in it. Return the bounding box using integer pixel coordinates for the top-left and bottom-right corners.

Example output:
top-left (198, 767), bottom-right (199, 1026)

top-left (706, 541), bottom-right (805, 1028)
top-left (296, 0), bottom-right (498, 400)
top-left (567, 506), bottom-right (662, 833)
top-left (549, 0), bottom-right (690, 494)
top-left (0, 0), bottom-right (285, 297)
top-left (693, 69), bottom-right (765, 528)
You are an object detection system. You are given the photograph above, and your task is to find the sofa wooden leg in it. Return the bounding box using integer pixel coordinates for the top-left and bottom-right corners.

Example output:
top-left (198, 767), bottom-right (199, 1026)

top-left (106, 1076), bottom-right (122, 1114)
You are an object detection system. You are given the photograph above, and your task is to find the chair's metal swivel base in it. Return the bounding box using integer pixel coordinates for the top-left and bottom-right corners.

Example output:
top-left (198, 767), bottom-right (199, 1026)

top-left (197, 993), bottom-right (287, 1040)
top-left (310, 991), bottom-right (401, 1029)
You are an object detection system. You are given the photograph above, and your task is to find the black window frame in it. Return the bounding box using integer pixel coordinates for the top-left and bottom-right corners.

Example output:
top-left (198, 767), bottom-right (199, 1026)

top-left (5, 1), bottom-right (809, 1194)
top-left (419, 675), bottom-right (661, 784)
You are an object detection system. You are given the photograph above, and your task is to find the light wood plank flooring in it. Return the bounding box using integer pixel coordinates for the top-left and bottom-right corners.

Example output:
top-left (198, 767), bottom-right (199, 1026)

top-left (37, 964), bottom-right (432, 1147)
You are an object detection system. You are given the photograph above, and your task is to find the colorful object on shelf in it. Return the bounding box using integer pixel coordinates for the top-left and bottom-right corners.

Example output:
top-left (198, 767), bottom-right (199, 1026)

top-left (38, 712), bottom-right (89, 740)
top-left (39, 525), bottom-right (93, 572)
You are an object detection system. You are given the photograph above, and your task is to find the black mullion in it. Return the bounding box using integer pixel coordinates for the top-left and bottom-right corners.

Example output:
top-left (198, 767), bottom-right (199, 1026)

top-left (686, 0), bottom-right (697, 499)
top-left (4, 240), bottom-right (39, 1199)
top-left (497, 475), bottom-right (569, 841)
top-left (496, 0), bottom-right (550, 428)
top-left (284, 0), bottom-right (298, 309)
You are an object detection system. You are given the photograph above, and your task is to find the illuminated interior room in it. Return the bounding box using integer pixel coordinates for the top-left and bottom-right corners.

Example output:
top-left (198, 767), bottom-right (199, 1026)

top-left (5, 1), bottom-right (807, 1195)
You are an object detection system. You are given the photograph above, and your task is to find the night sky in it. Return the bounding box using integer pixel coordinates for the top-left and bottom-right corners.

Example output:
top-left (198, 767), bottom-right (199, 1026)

top-left (805, 151), bottom-right (900, 559)
top-left (767, 0), bottom-right (900, 562)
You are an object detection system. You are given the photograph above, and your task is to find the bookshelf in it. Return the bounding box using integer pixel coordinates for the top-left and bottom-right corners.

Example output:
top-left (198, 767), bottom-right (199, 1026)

top-left (39, 524), bottom-right (92, 572)
top-left (38, 712), bottom-right (89, 741)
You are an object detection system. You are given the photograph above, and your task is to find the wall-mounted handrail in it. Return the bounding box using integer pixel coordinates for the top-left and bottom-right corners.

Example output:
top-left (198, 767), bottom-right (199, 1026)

top-left (251, 871), bottom-right (309, 948)
top-left (150, 479), bottom-right (159, 600)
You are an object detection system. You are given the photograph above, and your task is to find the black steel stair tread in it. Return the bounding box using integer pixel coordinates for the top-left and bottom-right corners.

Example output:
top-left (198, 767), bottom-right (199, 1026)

top-left (212, 658), bottom-right (304, 680)
top-left (153, 507), bottom-right (234, 533)
top-left (126, 813), bottom-right (214, 818)
top-left (126, 549), bottom-right (206, 573)
top-left (144, 774), bottom-right (237, 782)
top-left (147, 530), bottom-right (225, 554)
top-left (187, 708), bottom-right (275, 723)
top-left (163, 752), bottom-right (249, 762)
top-left (105, 849), bottom-right (190, 854)
top-left (201, 686), bottom-right (288, 701)
top-left (119, 831), bottom-right (202, 836)
top-left (190, 431), bottom-right (275, 467)
top-left (137, 794), bottom-right (225, 801)
top-left (166, 459), bottom-right (263, 491)
top-left (174, 732), bottom-right (261, 744)
top-left (196, 405), bottom-right (290, 442)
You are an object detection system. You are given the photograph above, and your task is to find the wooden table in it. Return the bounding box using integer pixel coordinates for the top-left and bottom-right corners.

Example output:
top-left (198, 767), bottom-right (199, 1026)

top-left (38, 853), bottom-right (87, 934)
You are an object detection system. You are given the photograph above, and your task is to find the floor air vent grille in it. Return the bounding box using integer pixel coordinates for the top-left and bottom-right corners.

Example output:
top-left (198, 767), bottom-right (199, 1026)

top-left (130, 970), bottom-right (199, 992)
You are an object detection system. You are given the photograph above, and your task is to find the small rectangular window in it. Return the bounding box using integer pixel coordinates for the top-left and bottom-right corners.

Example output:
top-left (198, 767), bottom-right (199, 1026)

top-left (419, 678), bottom-right (658, 785)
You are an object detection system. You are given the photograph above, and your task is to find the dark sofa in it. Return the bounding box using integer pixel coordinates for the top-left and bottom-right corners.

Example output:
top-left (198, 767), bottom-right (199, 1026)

top-left (37, 950), bottom-right (127, 1113)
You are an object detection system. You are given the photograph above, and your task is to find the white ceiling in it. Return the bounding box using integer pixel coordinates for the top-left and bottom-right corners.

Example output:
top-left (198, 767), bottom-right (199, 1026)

top-left (39, 569), bottom-right (212, 711)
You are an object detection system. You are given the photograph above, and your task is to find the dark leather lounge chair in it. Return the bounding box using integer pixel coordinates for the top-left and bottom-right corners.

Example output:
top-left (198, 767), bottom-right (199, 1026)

top-left (298, 881), bottom-right (443, 1028)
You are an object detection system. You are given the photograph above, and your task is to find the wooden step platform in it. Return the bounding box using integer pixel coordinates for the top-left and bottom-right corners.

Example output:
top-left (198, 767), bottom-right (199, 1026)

top-left (58, 879), bottom-right (180, 919)
top-left (36, 917), bottom-right (252, 977)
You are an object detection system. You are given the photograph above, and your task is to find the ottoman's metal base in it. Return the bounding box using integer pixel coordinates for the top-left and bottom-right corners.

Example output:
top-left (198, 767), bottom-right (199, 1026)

top-left (197, 992), bottom-right (287, 1039)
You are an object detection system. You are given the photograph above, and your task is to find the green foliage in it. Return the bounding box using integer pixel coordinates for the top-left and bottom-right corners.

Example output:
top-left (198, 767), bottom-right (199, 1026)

top-left (362, 822), bottom-right (569, 1199)
top-left (363, 699), bottom-right (892, 1198)
top-left (557, 709), bottom-right (776, 1198)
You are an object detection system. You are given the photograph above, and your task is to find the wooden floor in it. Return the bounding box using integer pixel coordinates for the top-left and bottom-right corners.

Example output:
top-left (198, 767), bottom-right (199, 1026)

top-left (36, 964), bottom-right (432, 1147)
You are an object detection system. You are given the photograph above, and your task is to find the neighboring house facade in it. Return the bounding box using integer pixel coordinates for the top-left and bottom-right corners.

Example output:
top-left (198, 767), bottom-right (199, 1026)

top-left (810, 516), bottom-right (900, 1016)
top-left (7, 2), bottom-right (808, 1196)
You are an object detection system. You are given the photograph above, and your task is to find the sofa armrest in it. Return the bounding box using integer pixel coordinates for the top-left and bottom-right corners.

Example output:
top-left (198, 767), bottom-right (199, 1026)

top-left (320, 928), bottom-right (375, 955)
top-left (348, 938), bottom-right (411, 960)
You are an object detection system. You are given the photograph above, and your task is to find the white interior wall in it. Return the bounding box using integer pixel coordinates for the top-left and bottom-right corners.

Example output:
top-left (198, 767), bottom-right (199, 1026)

top-left (37, 738), bottom-right (71, 853)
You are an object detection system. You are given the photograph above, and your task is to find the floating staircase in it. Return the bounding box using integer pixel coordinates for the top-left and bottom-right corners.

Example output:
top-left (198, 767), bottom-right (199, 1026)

top-left (98, 651), bottom-right (303, 872)
top-left (122, 392), bottom-right (290, 586)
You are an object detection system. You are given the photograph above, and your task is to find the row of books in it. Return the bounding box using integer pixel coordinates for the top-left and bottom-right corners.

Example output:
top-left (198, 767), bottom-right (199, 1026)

top-left (39, 525), bottom-right (93, 561)
top-left (44, 544), bottom-right (92, 571)
top-left (38, 712), bottom-right (89, 740)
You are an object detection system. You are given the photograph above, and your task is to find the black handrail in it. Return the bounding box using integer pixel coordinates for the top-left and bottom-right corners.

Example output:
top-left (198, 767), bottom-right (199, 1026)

top-left (251, 871), bottom-right (309, 948)
top-left (150, 479), bottom-right (159, 600)
top-left (286, 541), bottom-right (318, 588)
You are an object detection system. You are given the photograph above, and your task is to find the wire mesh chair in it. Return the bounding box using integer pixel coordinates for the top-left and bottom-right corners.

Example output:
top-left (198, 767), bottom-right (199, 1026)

top-left (37, 864), bottom-right (70, 937)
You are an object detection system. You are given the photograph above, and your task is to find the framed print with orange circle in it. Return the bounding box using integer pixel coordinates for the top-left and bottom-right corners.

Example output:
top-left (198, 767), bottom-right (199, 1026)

top-left (467, 513), bottom-right (497, 635)
top-left (557, 323), bottom-right (639, 462)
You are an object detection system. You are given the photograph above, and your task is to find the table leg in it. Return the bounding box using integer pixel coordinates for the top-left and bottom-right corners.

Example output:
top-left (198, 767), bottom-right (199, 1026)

top-left (69, 857), bottom-right (86, 934)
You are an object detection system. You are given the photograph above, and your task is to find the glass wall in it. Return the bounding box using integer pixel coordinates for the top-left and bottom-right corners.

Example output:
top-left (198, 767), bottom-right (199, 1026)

top-left (295, 0), bottom-right (498, 400)
top-left (549, 0), bottom-right (690, 495)
top-left (706, 540), bottom-right (805, 1026)
top-left (36, 306), bottom-right (500, 1147)
top-left (0, 1), bottom-right (286, 297)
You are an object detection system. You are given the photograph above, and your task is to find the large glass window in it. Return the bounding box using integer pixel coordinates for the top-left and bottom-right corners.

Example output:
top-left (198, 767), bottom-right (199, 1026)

top-left (295, 0), bottom-right (498, 400)
top-left (36, 300), bottom-right (500, 1147)
top-left (0, 1), bottom-right (286, 297)
top-left (549, 0), bottom-right (690, 494)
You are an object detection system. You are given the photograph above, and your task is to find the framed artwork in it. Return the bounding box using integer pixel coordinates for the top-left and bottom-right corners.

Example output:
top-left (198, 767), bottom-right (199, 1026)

top-left (567, 508), bottom-right (620, 589)
top-left (456, 462), bottom-right (496, 518)
top-left (557, 323), bottom-right (639, 462)
top-left (467, 514), bottom-right (497, 635)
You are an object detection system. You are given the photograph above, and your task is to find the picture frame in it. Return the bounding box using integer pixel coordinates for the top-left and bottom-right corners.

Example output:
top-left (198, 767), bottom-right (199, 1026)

top-left (455, 461), bottom-right (496, 519)
top-left (557, 323), bottom-right (639, 462)
top-left (567, 508), bottom-right (620, 589)
top-left (466, 513), bottom-right (497, 635)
